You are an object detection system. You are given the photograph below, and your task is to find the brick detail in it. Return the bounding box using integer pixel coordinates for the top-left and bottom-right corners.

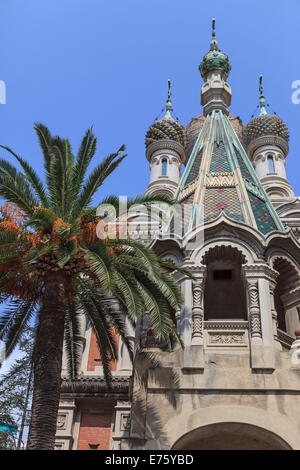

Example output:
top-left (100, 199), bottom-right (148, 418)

top-left (77, 413), bottom-right (112, 450)
top-left (87, 330), bottom-right (119, 371)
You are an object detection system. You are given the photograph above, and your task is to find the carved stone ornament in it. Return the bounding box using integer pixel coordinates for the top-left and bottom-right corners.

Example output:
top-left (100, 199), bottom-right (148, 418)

top-left (56, 414), bottom-right (67, 430)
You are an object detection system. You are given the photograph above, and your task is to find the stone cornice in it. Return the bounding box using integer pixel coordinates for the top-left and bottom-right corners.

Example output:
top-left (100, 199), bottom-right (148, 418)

top-left (146, 139), bottom-right (186, 163)
top-left (247, 135), bottom-right (289, 159)
top-left (243, 263), bottom-right (279, 282)
top-left (61, 375), bottom-right (131, 396)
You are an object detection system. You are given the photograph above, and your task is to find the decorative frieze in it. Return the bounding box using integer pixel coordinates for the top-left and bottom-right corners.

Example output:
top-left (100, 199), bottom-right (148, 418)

top-left (178, 179), bottom-right (198, 201)
top-left (204, 321), bottom-right (248, 348)
top-left (208, 331), bottom-right (246, 346)
top-left (205, 171), bottom-right (235, 188)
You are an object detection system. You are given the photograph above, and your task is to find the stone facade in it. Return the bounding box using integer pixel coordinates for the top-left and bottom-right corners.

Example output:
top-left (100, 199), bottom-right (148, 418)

top-left (55, 25), bottom-right (300, 450)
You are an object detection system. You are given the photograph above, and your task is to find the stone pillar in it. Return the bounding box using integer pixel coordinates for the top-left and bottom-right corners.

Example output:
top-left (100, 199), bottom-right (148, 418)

top-left (111, 401), bottom-right (131, 450)
top-left (55, 398), bottom-right (77, 450)
top-left (269, 280), bottom-right (282, 350)
top-left (172, 265), bottom-right (206, 370)
top-left (247, 279), bottom-right (263, 346)
top-left (173, 270), bottom-right (193, 346)
top-left (243, 264), bottom-right (279, 370)
top-left (281, 287), bottom-right (300, 338)
top-left (291, 328), bottom-right (300, 369)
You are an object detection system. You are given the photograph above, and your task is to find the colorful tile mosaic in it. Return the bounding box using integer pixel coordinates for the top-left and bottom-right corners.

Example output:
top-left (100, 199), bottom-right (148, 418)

top-left (209, 141), bottom-right (232, 173)
top-left (169, 194), bottom-right (194, 234)
top-left (203, 187), bottom-right (244, 223)
top-left (247, 191), bottom-right (277, 234)
top-left (145, 118), bottom-right (186, 148)
top-left (234, 146), bottom-right (255, 184)
top-left (185, 149), bottom-right (203, 186)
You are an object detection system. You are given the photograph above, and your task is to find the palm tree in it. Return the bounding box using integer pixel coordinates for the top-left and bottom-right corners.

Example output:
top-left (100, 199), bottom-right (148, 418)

top-left (0, 124), bottom-right (183, 450)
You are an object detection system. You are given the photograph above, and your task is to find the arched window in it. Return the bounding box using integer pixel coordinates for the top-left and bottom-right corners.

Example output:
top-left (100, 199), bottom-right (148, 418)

top-left (161, 158), bottom-right (167, 176)
top-left (267, 155), bottom-right (275, 173)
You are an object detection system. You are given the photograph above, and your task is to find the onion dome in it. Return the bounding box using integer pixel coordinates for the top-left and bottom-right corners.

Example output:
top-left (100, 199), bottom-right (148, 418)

top-left (199, 18), bottom-right (231, 80)
top-left (243, 76), bottom-right (289, 152)
top-left (145, 80), bottom-right (186, 149)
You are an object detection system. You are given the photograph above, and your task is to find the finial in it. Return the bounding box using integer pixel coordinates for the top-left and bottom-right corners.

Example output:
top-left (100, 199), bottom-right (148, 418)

top-left (164, 79), bottom-right (173, 119)
top-left (259, 75), bottom-right (267, 115)
top-left (210, 18), bottom-right (218, 51)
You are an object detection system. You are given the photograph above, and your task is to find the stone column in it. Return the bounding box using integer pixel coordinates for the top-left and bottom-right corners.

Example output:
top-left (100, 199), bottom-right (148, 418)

top-left (173, 270), bottom-right (193, 346)
top-left (247, 279), bottom-right (263, 345)
top-left (55, 398), bottom-right (77, 450)
top-left (243, 264), bottom-right (279, 370)
top-left (191, 276), bottom-right (205, 346)
top-left (269, 280), bottom-right (282, 350)
top-left (111, 401), bottom-right (131, 450)
top-left (281, 287), bottom-right (300, 337)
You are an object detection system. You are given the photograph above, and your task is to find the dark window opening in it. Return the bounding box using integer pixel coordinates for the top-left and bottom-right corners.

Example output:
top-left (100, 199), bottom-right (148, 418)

top-left (213, 270), bottom-right (233, 281)
top-left (204, 263), bottom-right (246, 321)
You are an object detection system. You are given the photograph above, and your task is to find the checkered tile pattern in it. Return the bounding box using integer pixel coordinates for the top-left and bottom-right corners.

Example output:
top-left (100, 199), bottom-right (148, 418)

top-left (209, 141), bottom-right (232, 173)
top-left (203, 187), bottom-right (244, 223)
top-left (247, 192), bottom-right (277, 234)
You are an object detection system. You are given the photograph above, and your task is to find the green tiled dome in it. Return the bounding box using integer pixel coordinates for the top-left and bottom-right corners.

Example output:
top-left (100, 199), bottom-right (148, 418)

top-left (243, 114), bottom-right (289, 148)
top-left (199, 18), bottom-right (231, 80)
top-left (199, 49), bottom-right (231, 80)
top-left (145, 117), bottom-right (186, 149)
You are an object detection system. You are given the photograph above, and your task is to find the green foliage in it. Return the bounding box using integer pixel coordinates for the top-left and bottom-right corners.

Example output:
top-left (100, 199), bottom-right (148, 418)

top-left (0, 328), bottom-right (34, 449)
top-left (0, 124), bottom-right (186, 388)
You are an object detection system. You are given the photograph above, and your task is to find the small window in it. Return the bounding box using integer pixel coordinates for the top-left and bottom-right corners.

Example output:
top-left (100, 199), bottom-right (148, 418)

top-left (267, 155), bottom-right (275, 173)
top-left (161, 158), bottom-right (167, 176)
top-left (213, 270), bottom-right (233, 281)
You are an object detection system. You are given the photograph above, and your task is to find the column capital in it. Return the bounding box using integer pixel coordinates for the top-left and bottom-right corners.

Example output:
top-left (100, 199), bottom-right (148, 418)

top-left (243, 264), bottom-right (279, 283)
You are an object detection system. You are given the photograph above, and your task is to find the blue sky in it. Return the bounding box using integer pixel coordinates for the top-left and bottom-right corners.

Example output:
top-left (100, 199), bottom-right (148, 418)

top-left (1, 0), bottom-right (300, 199)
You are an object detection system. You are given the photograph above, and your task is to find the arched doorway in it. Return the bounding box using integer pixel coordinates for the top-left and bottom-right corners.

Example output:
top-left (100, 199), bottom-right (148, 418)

top-left (172, 422), bottom-right (291, 450)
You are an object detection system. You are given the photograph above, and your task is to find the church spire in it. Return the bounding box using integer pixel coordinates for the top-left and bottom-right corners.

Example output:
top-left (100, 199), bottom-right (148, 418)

top-left (259, 75), bottom-right (267, 116)
top-left (164, 79), bottom-right (173, 119)
top-left (199, 19), bottom-right (232, 115)
top-left (210, 18), bottom-right (218, 51)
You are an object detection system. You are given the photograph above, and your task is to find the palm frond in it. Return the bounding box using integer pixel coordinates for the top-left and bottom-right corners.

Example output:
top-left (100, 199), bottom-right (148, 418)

top-left (0, 299), bottom-right (36, 356)
top-left (64, 299), bottom-right (81, 380)
top-left (80, 243), bottom-right (112, 292)
top-left (0, 172), bottom-right (39, 216)
top-left (72, 127), bottom-right (97, 198)
top-left (72, 147), bottom-right (126, 219)
top-left (0, 146), bottom-right (49, 206)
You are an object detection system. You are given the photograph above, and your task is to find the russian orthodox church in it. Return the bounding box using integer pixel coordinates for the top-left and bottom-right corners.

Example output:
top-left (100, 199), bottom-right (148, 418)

top-left (55, 20), bottom-right (300, 450)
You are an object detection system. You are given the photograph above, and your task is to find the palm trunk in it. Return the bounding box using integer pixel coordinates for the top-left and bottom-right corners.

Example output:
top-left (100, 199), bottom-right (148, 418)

top-left (27, 273), bottom-right (67, 450)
